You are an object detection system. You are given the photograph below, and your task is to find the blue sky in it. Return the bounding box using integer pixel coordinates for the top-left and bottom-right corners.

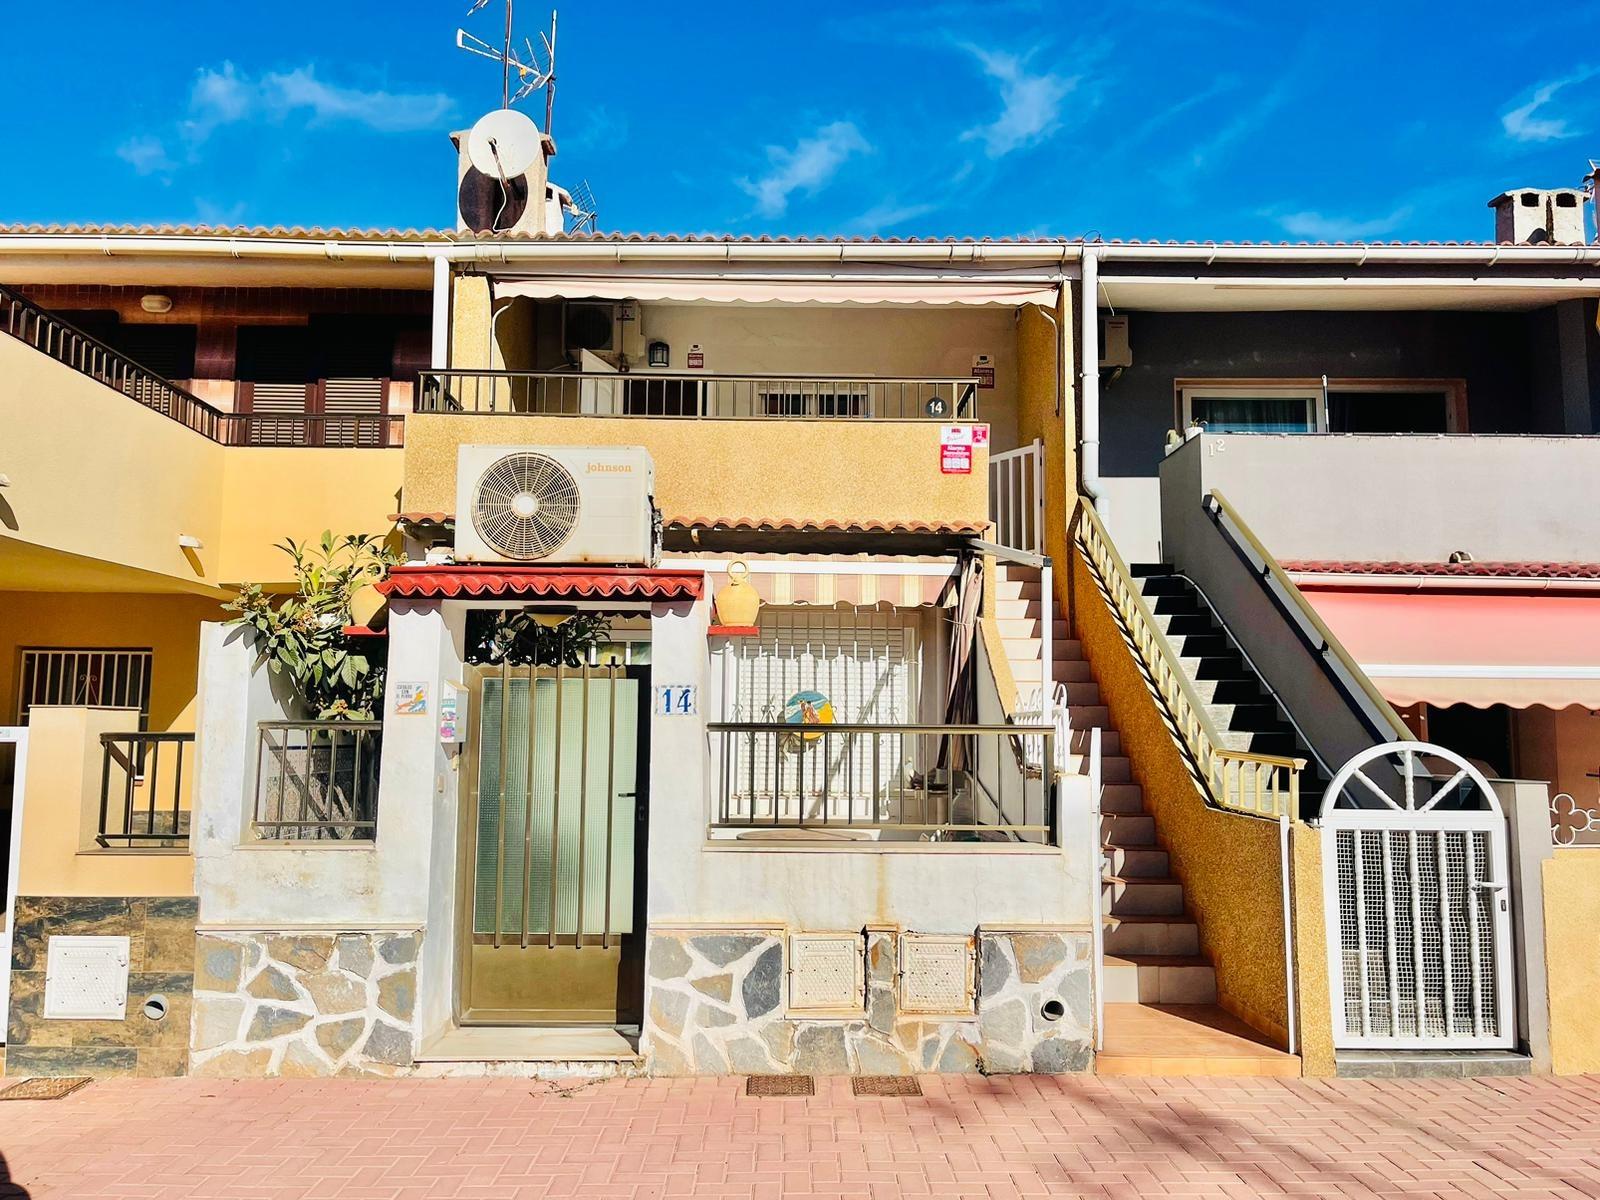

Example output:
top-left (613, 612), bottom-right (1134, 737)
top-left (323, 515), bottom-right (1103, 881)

top-left (3, 1), bottom-right (1599, 241)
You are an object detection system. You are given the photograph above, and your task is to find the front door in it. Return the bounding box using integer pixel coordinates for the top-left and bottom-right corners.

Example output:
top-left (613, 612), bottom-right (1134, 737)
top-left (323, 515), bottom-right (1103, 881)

top-left (458, 662), bottom-right (648, 1026)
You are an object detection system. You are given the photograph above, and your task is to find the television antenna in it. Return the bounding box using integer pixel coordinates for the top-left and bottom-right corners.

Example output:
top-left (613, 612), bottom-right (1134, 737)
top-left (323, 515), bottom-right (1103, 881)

top-left (567, 179), bottom-right (599, 233)
top-left (458, 1), bottom-right (558, 128)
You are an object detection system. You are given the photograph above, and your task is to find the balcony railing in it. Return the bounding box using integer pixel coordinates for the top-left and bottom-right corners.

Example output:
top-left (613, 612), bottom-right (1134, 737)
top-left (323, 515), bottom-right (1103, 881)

top-left (708, 722), bottom-right (1056, 844)
top-left (1, 283), bottom-right (402, 448)
top-left (97, 732), bottom-right (193, 849)
top-left (253, 720), bottom-right (382, 841)
top-left (417, 369), bottom-right (980, 420)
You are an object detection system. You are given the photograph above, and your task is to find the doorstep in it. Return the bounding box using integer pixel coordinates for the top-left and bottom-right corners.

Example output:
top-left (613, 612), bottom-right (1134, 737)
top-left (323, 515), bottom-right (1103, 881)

top-left (1335, 1049), bottom-right (1533, 1079)
top-left (417, 1025), bottom-right (642, 1064)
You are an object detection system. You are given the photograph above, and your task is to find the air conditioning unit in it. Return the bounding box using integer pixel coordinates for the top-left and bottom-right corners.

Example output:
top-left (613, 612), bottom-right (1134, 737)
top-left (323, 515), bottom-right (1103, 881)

top-left (564, 301), bottom-right (645, 363)
top-left (454, 445), bottom-right (658, 565)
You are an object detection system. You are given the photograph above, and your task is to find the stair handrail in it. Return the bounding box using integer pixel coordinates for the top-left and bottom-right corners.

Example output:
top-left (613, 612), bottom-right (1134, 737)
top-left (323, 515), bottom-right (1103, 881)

top-left (1075, 499), bottom-right (1303, 820)
top-left (972, 537), bottom-right (1054, 758)
top-left (1204, 489), bottom-right (1413, 745)
top-left (1167, 568), bottom-right (1338, 784)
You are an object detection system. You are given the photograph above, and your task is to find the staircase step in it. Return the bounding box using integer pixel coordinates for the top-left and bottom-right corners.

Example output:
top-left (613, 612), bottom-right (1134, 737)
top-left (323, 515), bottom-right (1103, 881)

top-left (1100, 814), bottom-right (1154, 846)
top-left (1096, 1004), bottom-right (1299, 1077)
top-left (1066, 704), bottom-right (1111, 728)
top-left (1102, 956), bottom-right (1218, 1005)
top-left (1103, 845), bottom-right (1168, 878)
top-left (1067, 727), bottom-right (1120, 756)
top-left (1103, 916), bottom-right (1200, 956)
top-left (1062, 753), bottom-right (1130, 782)
top-left (1104, 877), bottom-right (1185, 917)
top-left (1098, 783), bottom-right (1145, 815)
top-left (1056, 659), bottom-right (1094, 683)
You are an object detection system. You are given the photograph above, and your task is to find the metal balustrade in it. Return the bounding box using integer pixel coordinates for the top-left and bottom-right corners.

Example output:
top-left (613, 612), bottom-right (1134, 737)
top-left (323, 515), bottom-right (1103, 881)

top-left (1, 283), bottom-right (400, 447)
top-left (417, 369), bottom-right (979, 420)
top-left (253, 721), bottom-right (382, 841)
top-left (1076, 500), bottom-right (1304, 820)
top-left (708, 721), bottom-right (1056, 844)
top-left (97, 732), bottom-right (193, 849)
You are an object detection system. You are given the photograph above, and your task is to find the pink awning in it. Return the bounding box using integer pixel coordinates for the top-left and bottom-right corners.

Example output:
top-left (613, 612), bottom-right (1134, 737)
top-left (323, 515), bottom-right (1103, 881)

top-left (1301, 586), bottom-right (1600, 709)
top-left (491, 276), bottom-right (1060, 307)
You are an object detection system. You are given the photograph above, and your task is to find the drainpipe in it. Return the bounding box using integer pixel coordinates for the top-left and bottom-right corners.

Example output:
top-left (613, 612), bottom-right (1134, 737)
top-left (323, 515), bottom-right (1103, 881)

top-left (1079, 249), bottom-right (1106, 519)
top-left (430, 255), bottom-right (451, 369)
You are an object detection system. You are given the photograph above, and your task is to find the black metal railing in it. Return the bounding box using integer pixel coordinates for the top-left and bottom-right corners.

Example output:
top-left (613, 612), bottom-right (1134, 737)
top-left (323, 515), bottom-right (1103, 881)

top-left (97, 732), bottom-right (193, 849)
top-left (708, 722), bottom-right (1055, 844)
top-left (417, 369), bottom-right (979, 420)
top-left (1, 284), bottom-right (402, 448)
top-left (253, 720), bottom-right (382, 841)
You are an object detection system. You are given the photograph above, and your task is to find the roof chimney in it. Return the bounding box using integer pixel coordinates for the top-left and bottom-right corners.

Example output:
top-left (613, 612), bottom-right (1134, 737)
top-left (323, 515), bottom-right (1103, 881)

top-left (1488, 187), bottom-right (1588, 245)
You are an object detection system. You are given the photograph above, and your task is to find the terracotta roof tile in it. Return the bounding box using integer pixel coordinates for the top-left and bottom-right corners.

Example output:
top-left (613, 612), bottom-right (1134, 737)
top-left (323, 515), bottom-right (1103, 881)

top-left (0, 224), bottom-right (1590, 251)
top-left (376, 565), bottom-right (704, 601)
top-left (393, 513), bottom-right (986, 536)
top-left (1283, 560), bottom-right (1600, 579)
top-left (671, 516), bottom-right (988, 535)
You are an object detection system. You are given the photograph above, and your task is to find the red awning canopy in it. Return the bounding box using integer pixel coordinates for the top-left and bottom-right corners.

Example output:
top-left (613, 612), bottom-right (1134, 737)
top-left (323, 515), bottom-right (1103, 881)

top-left (1301, 585), bottom-right (1600, 709)
top-left (377, 565), bottom-right (704, 602)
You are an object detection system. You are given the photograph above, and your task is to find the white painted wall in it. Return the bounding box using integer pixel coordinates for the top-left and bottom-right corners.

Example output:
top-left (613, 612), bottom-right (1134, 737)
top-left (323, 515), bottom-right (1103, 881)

top-left (193, 612), bottom-right (463, 948)
top-left (645, 590), bottom-right (1094, 932)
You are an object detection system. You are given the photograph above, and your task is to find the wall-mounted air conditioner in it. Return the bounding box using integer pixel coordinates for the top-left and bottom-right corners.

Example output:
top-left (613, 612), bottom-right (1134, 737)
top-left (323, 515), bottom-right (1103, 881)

top-left (454, 445), bottom-right (658, 565)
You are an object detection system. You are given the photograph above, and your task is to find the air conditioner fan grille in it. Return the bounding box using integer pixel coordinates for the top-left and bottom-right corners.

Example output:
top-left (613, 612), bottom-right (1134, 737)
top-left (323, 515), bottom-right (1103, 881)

top-left (472, 452), bottom-right (581, 560)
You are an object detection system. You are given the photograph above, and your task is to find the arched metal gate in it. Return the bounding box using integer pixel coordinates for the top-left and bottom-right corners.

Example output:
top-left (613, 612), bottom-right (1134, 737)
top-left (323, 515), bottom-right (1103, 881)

top-left (1320, 741), bottom-right (1514, 1050)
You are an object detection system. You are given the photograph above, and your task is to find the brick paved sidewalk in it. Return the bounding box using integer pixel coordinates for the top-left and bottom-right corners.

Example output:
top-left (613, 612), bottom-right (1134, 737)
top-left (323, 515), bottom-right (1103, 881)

top-left (0, 1071), bottom-right (1598, 1199)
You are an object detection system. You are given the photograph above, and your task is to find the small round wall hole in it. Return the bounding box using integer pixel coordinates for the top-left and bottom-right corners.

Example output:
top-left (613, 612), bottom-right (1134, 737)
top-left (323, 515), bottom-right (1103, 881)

top-left (1039, 998), bottom-right (1066, 1023)
top-left (142, 995), bottom-right (168, 1022)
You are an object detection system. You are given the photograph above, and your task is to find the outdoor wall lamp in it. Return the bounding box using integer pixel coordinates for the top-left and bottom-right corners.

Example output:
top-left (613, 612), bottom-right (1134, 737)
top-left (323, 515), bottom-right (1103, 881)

top-left (140, 294), bottom-right (174, 314)
top-left (647, 340), bottom-right (670, 368)
top-left (178, 534), bottom-right (205, 550)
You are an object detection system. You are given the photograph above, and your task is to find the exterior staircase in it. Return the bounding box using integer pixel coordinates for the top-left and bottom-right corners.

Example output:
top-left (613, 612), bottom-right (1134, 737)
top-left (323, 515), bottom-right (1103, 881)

top-left (995, 560), bottom-right (1299, 1077)
top-left (1132, 565), bottom-right (1328, 818)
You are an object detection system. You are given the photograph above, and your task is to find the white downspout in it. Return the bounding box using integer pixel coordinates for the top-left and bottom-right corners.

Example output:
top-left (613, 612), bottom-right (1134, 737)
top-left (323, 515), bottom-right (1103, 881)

top-left (430, 254), bottom-right (451, 369)
top-left (1079, 249), bottom-right (1105, 520)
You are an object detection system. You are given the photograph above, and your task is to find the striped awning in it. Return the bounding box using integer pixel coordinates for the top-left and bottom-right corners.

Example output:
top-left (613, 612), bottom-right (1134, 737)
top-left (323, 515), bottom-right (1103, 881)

top-left (701, 561), bottom-right (960, 608)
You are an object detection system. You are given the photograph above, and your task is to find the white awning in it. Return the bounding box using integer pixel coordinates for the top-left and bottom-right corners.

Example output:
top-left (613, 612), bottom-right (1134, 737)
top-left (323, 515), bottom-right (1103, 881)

top-left (491, 275), bottom-right (1060, 307)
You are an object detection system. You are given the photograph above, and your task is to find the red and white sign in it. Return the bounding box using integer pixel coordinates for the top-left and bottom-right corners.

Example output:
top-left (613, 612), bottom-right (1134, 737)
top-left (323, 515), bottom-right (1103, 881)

top-left (686, 345), bottom-right (704, 369)
top-left (940, 424), bottom-right (974, 474)
top-left (972, 354), bottom-right (995, 389)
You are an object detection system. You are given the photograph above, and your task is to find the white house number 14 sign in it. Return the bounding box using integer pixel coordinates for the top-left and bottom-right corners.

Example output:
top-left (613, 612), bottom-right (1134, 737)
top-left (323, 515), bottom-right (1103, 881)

top-left (654, 684), bottom-right (698, 716)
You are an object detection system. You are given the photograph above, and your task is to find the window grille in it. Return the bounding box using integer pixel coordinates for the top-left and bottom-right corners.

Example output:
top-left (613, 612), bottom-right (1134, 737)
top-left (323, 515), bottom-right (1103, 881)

top-left (16, 648), bottom-right (152, 724)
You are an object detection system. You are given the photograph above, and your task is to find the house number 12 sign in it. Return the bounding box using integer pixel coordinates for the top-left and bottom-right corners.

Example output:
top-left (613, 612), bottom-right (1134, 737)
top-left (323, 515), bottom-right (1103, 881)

top-left (654, 684), bottom-right (698, 716)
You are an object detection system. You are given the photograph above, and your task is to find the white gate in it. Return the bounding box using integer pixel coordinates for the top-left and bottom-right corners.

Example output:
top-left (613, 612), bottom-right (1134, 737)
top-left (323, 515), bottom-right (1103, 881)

top-left (1320, 741), bottom-right (1514, 1050)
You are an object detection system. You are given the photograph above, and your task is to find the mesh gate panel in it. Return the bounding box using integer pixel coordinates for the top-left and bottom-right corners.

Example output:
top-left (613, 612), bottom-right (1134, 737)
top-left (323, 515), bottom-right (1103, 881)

top-left (1334, 824), bottom-right (1505, 1044)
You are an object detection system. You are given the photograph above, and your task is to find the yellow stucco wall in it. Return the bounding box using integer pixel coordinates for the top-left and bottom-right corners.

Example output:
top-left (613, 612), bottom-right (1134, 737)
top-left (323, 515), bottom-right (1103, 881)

top-left (450, 273), bottom-right (494, 368)
top-left (0, 336), bottom-right (402, 592)
top-left (1014, 298), bottom-right (1075, 586)
top-left (0, 592), bottom-right (222, 730)
top-left (1289, 823), bottom-right (1336, 1076)
top-left (1072, 545), bottom-right (1297, 1051)
top-left (16, 707), bottom-right (194, 897)
top-left (216, 449), bottom-right (403, 583)
top-left (402, 412), bottom-right (989, 530)
top-left (1544, 849), bottom-right (1600, 1074)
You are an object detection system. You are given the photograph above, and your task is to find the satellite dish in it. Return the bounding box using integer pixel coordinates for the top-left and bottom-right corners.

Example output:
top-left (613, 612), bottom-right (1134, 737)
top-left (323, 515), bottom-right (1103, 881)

top-left (466, 108), bottom-right (542, 178)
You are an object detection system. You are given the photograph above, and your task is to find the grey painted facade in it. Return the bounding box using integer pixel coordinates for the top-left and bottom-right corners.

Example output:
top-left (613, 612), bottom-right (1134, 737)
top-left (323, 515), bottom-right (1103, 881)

top-left (1099, 304), bottom-right (1600, 561)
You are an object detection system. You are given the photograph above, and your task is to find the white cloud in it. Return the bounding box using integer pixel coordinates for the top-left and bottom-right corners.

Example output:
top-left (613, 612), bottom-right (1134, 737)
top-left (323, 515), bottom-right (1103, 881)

top-left (116, 135), bottom-right (175, 176)
top-left (135, 60), bottom-right (455, 167)
top-left (1274, 207), bottom-right (1413, 241)
top-left (1501, 68), bottom-right (1599, 142)
top-left (960, 46), bottom-right (1076, 158)
top-left (847, 200), bottom-right (939, 234)
top-left (262, 68), bottom-right (456, 132)
top-left (1184, 72), bottom-right (1293, 172)
top-left (737, 121), bottom-right (871, 218)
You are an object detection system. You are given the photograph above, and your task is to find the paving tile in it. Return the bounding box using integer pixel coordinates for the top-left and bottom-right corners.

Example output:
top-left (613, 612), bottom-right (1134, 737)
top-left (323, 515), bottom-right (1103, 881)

top-left (1, 1073), bottom-right (1599, 1197)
